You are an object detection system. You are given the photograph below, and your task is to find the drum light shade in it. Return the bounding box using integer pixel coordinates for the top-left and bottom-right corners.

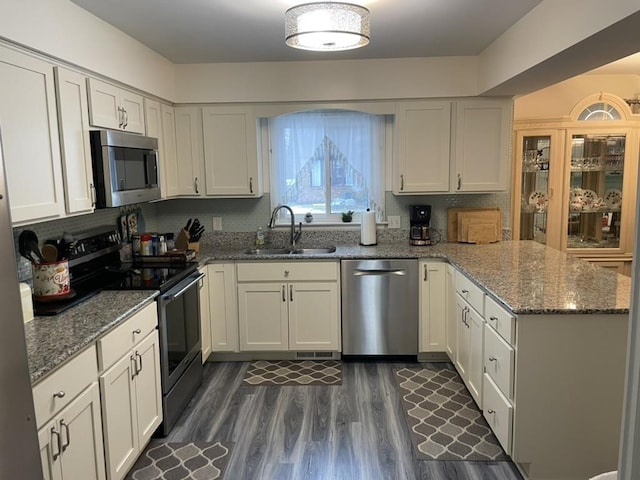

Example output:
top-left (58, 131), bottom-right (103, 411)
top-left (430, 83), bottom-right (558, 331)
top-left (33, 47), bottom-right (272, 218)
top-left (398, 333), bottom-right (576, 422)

top-left (285, 2), bottom-right (370, 52)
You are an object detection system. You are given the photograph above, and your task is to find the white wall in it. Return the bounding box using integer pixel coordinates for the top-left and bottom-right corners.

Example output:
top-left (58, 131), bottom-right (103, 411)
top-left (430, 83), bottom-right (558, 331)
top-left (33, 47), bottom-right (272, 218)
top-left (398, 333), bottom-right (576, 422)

top-left (515, 74), bottom-right (640, 119)
top-left (479, 0), bottom-right (640, 95)
top-left (0, 0), bottom-right (175, 100)
top-left (174, 57), bottom-right (479, 104)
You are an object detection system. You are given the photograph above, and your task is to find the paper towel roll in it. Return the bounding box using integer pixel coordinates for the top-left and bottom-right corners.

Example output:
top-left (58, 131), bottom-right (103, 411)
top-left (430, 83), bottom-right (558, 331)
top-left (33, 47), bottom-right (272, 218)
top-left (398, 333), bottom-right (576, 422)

top-left (360, 209), bottom-right (377, 246)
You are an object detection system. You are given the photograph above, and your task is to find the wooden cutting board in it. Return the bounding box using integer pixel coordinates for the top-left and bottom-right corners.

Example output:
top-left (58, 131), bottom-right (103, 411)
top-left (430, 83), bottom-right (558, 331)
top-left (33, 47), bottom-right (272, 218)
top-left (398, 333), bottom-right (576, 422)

top-left (447, 207), bottom-right (502, 243)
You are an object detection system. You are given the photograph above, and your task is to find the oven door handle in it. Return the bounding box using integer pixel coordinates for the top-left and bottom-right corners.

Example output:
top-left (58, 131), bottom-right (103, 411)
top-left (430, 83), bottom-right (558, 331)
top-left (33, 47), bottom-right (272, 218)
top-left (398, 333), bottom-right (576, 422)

top-left (161, 273), bottom-right (205, 302)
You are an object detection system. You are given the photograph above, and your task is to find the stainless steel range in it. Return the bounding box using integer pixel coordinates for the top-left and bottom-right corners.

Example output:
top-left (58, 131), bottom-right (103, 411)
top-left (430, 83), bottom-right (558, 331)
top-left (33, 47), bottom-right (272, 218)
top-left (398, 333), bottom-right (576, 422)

top-left (34, 226), bottom-right (203, 436)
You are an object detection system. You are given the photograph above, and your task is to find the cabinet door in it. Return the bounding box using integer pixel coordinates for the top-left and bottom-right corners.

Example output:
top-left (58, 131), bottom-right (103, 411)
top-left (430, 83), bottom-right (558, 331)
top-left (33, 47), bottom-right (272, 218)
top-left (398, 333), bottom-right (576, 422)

top-left (395, 101), bottom-right (451, 193)
top-left (161, 104), bottom-right (180, 198)
top-left (419, 262), bottom-right (446, 352)
top-left (119, 91), bottom-right (145, 134)
top-left (0, 48), bottom-right (64, 224)
top-left (39, 421), bottom-right (63, 480)
top-left (175, 106), bottom-right (204, 196)
top-left (202, 106), bottom-right (259, 196)
top-left (453, 98), bottom-right (511, 192)
top-left (87, 78), bottom-right (121, 130)
top-left (100, 352), bottom-right (138, 480)
top-left (467, 306), bottom-right (484, 408)
top-left (133, 332), bottom-right (162, 447)
top-left (199, 267), bottom-right (211, 361)
top-left (288, 282), bottom-right (340, 351)
top-left (238, 283), bottom-right (288, 351)
top-left (58, 383), bottom-right (106, 480)
top-left (455, 295), bottom-right (470, 381)
top-left (55, 67), bottom-right (94, 215)
top-left (208, 263), bottom-right (239, 352)
top-left (445, 264), bottom-right (456, 360)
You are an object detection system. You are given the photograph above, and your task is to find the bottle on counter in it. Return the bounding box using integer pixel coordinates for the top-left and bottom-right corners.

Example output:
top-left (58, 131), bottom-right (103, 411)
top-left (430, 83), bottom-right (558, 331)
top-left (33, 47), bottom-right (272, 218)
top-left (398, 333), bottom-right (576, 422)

top-left (165, 232), bottom-right (175, 251)
top-left (158, 235), bottom-right (167, 255)
top-left (255, 227), bottom-right (265, 246)
top-left (140, 234), bottom-right (152, 256)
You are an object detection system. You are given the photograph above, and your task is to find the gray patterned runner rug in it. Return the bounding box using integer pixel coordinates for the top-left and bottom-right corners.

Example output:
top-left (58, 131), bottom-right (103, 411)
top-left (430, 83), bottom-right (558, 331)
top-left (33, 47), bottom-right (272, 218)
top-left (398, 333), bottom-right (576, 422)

top-left (395, 367), bottom-right (508, 461)
top-left (242, 359), bottom-right (342, 386)
top-left (126, 442), bottom-right (232, 480)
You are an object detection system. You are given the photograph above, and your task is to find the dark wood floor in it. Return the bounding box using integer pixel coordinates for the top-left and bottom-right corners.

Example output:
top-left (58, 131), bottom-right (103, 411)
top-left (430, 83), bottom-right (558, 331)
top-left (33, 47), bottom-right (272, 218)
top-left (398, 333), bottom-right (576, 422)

top-left (164, 361), bottom-right (524, 480)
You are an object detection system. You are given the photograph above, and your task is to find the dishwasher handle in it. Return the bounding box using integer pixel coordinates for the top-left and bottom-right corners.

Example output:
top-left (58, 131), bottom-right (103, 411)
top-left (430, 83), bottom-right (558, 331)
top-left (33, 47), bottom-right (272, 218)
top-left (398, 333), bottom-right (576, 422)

top-left (353, 268), bottom-right (406, 276)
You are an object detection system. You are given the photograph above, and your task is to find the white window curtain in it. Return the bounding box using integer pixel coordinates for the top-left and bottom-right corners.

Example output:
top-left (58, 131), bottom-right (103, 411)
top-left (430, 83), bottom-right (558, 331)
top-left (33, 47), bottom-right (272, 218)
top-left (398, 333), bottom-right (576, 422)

top-left (270, 110), bottom-right (385, 222)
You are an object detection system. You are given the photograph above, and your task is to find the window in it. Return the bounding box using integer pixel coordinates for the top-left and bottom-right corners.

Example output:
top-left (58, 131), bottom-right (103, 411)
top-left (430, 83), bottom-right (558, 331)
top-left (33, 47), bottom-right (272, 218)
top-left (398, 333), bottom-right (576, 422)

top-left (578, 102), bottom-right (622, 121)
top-left (269, 110), bottom-right (385, 223)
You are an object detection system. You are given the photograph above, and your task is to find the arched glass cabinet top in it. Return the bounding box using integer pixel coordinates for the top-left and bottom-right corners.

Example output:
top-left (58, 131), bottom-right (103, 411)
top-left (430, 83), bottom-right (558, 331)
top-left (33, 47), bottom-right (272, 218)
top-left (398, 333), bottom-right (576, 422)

top-left (577, 102), bottom-right (622, 121)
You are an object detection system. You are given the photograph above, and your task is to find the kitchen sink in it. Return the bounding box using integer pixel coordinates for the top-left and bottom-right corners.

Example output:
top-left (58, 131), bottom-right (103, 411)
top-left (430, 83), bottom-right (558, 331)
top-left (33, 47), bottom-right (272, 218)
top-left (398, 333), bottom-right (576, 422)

top-left (291, 246), bottom-right (337, 254)
top-left (243, 246), bottom-right (336, 255)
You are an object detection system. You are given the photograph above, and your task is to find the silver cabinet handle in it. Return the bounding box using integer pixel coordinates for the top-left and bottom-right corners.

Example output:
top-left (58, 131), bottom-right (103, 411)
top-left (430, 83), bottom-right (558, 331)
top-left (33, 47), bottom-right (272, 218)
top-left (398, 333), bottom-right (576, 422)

top-left (117, 106), bottom-right (123, 128)
top-left (90, 183), bottom-right (96, 207)
top-left (135, 351), bottom-right (143, 374)
top-left (133, 328), bottom-right (142, 335)
top-left (249, 177), bottom-right (253, 194)
top-left (489, 316), bottom-right (498, 322)
top-left (123, 108), bottom-right (128, 129)
top-left (289, 284), bottom-right (294, 302)
top-left (457, 173), bottom-right (462, 190)
top-left (423, 264), bottom-right (428, 282)
top-left (487, 409), bottom-right (495, 414)
top-left (488, 356), bottom-right (497, 362)
top-left (53, 391), bottom-right (66, 399)
top-left (284, 270), bottom-right (290, 278)
top-left (131, 354), bottom-right (137, 379)
top-left (461, 289), bottom-right (469, 294)
top-left (194, 177), bottom-right (199, 194)
top-left (60, 419), bottom-right (70, 452)
top-left (282, 285), bottom-right (286, 302)
top-left (400, 174), bottom-right (404, 191)
top-left (51, 426), bottom-right (62, 461)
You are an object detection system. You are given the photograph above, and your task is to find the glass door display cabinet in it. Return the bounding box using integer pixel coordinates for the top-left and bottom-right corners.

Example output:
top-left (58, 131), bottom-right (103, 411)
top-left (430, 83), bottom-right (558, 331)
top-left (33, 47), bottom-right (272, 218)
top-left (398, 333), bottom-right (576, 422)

top-left (512, 93), bottom-right (639, 276)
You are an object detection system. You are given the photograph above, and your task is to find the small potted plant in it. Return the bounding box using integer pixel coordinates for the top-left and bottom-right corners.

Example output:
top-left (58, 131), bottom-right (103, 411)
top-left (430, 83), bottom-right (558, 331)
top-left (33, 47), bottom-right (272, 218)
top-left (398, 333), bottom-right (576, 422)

top-left (342, 210), bottom-right (354, 223)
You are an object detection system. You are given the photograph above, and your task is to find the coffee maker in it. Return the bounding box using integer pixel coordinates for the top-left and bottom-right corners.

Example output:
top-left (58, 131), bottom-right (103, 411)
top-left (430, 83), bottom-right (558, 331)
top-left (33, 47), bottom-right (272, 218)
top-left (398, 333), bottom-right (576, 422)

top-left (410, 205), bottom-right (432, 246)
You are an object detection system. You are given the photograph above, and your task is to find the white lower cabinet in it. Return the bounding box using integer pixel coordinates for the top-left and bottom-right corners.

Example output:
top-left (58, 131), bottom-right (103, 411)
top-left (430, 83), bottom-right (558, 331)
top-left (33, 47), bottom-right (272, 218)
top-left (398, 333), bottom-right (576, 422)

top-left (482, 373), bottom-right (513, 455)
top-left (98, 304), bottom-right (162, 480)
top-left (199, 266), bottom-right (212, 361)
top-left (207, 263), bottom-right (239, 353)
top-left (418, 261), bottom-right (447, 352)
top-left (38, 383), bottom-right (105, 480)
top-left (236, 262), bottom-right (340, 352)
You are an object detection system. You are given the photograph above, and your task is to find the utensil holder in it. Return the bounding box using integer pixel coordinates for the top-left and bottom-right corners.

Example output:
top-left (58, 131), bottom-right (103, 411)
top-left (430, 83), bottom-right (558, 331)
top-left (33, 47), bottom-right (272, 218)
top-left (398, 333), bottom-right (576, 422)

top-left (175, 228), bottom-right (190, 251)
top-left (32, 260), bottom-right (70, 300)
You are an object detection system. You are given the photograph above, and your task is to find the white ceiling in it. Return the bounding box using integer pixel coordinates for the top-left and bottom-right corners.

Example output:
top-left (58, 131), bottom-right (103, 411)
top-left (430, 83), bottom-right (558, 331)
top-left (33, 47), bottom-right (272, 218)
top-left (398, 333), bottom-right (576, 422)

top-left (70, 0), bottom-right (545, 64)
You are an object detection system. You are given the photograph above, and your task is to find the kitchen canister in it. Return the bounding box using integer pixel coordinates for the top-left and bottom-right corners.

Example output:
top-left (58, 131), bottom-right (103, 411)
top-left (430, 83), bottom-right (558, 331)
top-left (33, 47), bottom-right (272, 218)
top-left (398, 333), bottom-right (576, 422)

top-left (32, 260), bottom-right (71, 301)
top-left (360, 208), bottom-right (377, 246)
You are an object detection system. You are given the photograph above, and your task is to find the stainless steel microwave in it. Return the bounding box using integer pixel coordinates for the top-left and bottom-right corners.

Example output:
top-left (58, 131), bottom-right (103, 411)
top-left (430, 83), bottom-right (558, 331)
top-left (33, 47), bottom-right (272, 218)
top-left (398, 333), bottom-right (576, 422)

top-left (90, 129), bottom-right (160, 208)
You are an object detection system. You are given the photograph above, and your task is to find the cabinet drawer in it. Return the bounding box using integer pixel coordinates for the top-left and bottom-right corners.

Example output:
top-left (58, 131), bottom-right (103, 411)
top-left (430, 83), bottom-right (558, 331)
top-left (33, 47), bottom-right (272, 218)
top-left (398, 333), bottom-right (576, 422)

top-left (485, 295), bottom-right (515, 344)
top-left (454, 270), bottom-right (484, 315)
top-left (483, 373), bottom-right (513, 455)
top-left (97, 302), bottom-right (158, 371)
top-left (236, 261), bottom-right (339, 282)
top-left (32, 344), bottom-right (97, 428)
top-left (484, 323), bottom-right (515, 400)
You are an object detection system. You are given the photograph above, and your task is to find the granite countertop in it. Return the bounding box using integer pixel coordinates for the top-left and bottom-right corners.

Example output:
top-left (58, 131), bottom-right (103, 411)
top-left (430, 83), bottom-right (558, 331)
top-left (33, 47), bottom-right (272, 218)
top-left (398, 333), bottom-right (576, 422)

top-left (26, 290), bottom-right (158, 385)
top-left (196, 240), bottom-right (632, 315)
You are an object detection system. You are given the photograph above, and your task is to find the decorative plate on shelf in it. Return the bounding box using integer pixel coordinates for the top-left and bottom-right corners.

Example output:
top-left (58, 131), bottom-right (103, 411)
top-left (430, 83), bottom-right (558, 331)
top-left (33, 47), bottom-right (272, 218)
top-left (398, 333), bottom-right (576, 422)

top-left (604, 189), bottom-right (622, 209)
top-left (580, 189), bottom-right (598, 207)
top-left (528, 190), bottom-right (548, 211)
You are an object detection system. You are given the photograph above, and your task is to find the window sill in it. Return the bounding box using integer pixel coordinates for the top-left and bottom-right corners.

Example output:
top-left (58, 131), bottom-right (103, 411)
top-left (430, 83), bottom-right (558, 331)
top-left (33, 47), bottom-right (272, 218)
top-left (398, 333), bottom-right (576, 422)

top-left (271, 222), bottom-right (386, 229)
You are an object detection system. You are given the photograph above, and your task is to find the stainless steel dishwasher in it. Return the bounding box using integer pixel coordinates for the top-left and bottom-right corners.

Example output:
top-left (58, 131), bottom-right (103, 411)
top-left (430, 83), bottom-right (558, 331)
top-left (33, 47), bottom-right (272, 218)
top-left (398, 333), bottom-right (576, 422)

top-left (341, 259), bottom-right (418, 355)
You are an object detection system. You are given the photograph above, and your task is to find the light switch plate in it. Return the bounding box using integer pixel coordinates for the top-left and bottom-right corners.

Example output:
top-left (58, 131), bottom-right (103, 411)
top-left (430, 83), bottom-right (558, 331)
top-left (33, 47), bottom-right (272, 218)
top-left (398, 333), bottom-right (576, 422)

top-left (212, 217), bottom-right (223, 231)
top-left (388, 215), bottom-right (401, 229)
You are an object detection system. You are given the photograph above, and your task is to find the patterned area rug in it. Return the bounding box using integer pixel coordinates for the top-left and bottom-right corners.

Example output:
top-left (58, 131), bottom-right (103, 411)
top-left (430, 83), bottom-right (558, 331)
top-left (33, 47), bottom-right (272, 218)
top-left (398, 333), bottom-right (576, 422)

top-left (126, 442), bottom-right (232, 480)
top-left (242, 360), bottom-right (342, 386)
top-left (395, 367), bottom-right (508, 461)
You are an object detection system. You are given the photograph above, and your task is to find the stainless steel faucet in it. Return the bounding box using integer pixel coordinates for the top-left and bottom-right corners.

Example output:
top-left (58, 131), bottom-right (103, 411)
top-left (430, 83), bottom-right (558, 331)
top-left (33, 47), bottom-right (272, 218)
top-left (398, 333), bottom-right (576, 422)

top-left (268, 205), bottom-right (302, 248)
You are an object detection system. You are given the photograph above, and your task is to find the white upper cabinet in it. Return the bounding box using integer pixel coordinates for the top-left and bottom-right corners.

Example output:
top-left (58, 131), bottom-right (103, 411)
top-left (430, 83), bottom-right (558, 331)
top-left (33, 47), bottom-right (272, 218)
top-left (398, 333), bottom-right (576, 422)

top-left (144, 99), bottom-right (179, 199)
top-left (87, 78), bottom-right (145, 134)
top-left (202, 106), bottom-right (261, 197)
top-left (452, 98), bottom-right (512, 192)
top-left (54, 67), bottom-right (95, 215)
top-left (395, 101), bottom-right (451, 193)
top-left (0, 46), bottom-right (65, 225)
top-left (174, 106), bottom-right (205, 196)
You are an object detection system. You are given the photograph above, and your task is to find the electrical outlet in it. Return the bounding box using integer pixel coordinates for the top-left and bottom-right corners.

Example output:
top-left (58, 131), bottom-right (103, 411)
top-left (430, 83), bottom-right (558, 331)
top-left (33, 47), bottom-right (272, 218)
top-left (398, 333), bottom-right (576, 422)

top-left (212, 217), bottom-right (223, 231)
top-left (387, 215), bottom-right (401, 229)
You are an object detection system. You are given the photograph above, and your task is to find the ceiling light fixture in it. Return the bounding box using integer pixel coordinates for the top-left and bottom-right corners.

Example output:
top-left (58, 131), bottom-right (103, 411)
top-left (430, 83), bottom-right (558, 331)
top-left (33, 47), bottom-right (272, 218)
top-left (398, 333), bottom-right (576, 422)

top-left (285, 2), bottom-right (370, 52)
